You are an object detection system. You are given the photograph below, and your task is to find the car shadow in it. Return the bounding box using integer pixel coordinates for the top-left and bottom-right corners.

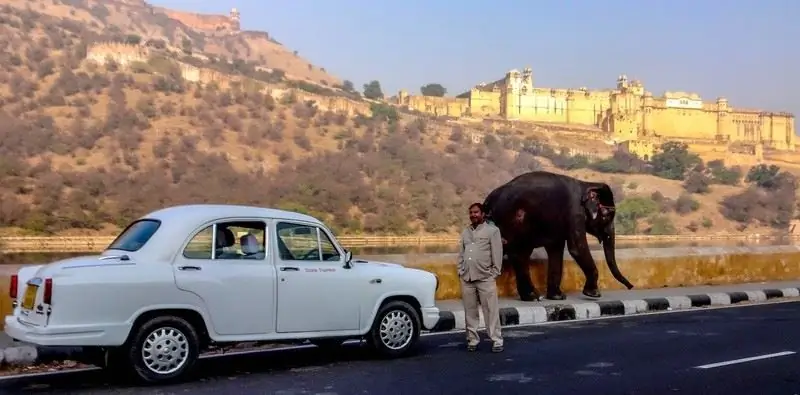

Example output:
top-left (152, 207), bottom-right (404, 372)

top-left (0, 341), bottom-right (434, 393)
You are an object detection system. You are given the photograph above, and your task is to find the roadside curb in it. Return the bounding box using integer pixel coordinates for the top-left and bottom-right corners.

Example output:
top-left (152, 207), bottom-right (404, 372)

top-left (2, 286), bottom-right (799, 370)
top-left (428, 286), bottom-right (800, 332)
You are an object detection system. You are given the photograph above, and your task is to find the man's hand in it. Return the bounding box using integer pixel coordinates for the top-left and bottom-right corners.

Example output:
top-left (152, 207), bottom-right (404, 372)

top-left (502, 238), bottom-right (507, 245)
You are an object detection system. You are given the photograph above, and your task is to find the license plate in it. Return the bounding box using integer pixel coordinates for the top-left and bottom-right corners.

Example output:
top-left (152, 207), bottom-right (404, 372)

top-left (21, 285), bottom-right (38, 310)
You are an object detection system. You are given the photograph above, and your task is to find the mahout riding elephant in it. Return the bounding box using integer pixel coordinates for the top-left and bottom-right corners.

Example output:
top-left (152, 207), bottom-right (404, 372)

top-left (482, 171), bottom-right (635, 301)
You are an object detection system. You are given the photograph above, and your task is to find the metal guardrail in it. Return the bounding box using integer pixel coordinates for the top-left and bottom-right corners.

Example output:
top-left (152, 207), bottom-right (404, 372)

top-left (0, 235), bottom-right (459, 253)
top-left (0, 234), bottom-right (791, 253)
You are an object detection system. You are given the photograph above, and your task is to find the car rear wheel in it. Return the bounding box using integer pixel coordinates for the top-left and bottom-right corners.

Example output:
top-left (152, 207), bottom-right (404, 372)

top-left (124, 316), bottom-right (201, 384)
top-left (366, 300), bottom-right (421, 358)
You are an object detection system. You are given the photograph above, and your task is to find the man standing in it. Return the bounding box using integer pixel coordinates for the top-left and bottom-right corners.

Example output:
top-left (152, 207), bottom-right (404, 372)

top-left (457, 202), bottom-right (504, 353)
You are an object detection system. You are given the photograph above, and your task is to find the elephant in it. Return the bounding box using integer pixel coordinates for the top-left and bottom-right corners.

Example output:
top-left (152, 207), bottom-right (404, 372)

top-left (482, 170), bottom-right (635, 301)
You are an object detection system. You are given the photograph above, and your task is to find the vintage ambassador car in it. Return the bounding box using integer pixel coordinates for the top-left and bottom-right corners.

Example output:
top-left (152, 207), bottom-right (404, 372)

top-left (5, 205), bottom-right (441, 383)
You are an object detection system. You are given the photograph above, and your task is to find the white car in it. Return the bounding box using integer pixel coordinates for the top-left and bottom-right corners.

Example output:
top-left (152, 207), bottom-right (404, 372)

top-left (5, 204), bottom-right (441, 383)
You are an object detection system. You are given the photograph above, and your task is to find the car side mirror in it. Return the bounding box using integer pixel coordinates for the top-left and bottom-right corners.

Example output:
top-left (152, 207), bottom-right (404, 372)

top-left (343, 250), bottom-right (353, 269)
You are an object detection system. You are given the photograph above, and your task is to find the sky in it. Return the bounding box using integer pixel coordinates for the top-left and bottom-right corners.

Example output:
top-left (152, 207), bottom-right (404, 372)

top-left (155, 0), bottom-right (798, 116)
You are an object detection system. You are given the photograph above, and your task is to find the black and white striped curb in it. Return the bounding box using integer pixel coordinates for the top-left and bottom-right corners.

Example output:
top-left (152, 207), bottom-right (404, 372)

top-left (428, 287), bottom-right (800, 332)
top-left (1, 287), bottom-right (798, 368)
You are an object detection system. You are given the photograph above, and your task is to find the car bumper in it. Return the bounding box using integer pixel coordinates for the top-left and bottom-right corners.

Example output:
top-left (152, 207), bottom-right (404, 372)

top-left (420, 306), bottom-right (441, 330)
top-left (4, 315), bottom-right (128, 347)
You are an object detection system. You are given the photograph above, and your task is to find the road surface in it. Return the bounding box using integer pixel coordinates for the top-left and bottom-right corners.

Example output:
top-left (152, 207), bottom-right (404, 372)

top-left (2, 301), bottom-right (799, 394)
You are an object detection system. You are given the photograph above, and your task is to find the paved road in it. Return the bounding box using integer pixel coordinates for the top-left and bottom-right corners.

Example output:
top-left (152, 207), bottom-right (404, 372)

top-left (2, 301), bottom-right (800, 394)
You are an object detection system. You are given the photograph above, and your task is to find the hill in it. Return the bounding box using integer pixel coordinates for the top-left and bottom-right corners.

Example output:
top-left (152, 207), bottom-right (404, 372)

top-left (0, 0), bottom-right (339, 86)
top-left (0, 3), bottom-right (796, 238)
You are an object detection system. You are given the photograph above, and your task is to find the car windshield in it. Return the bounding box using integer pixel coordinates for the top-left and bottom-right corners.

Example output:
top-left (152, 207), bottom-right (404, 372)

top-left (106, 219), bottom-right (161, 252)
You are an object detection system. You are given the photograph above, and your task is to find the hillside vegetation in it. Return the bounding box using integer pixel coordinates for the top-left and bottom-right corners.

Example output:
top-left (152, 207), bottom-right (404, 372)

top-left (0, 0), bottom-right (339, 85)
top-left (0, 4), bottom-right (796, 238)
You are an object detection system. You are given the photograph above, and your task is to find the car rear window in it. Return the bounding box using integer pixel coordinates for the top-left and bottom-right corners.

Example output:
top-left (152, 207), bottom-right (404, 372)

top-left (106, 219), bottom-right (162, 252)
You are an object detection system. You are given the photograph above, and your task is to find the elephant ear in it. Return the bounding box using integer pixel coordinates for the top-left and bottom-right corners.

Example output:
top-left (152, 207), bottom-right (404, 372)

top-left (583, 183), bottom-right (615, 207)
top-left (583, 183), bottom-right (616, 220)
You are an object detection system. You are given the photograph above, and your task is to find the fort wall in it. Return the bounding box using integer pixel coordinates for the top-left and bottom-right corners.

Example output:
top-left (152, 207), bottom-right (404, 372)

top-left (397, 245), bottom-right (800, 300)
top-left (396, 90), bottom-right (468, 118)
top-left (85, 43), bottom-right (370, 117)
top-left (153, 7), bottom-right (240, 35)
top-left (86, 42), bottom-right (150, 66)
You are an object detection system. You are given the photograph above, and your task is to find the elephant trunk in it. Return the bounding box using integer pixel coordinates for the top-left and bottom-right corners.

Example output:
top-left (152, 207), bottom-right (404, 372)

top-left (601, 224), bottom-right (634, 290)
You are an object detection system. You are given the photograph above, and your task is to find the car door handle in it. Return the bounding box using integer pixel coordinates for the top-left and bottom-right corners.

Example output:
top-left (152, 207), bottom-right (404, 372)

top-left (370, 278), bottom-right (382, 284)
top-left (280, 267), bottom-right (299, 271)
top-left (178, 265), bottom-right (202, 271)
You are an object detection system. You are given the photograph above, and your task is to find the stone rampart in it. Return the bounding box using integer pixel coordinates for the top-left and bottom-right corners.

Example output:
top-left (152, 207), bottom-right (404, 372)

top-left (379, 245), bottom-right (800, 300)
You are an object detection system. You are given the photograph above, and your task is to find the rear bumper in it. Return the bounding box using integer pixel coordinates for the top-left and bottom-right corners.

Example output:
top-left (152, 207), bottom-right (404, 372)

top-left (420, 307), bottom-right (441, 330)
top-left (4, 315), bottom-right (129, 347)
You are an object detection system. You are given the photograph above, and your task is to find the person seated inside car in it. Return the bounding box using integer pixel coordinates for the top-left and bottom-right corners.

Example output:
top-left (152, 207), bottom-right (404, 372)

top-left (215, 226), bottom-right (241, 259)
top-left (239, 233), bottom-right (265, 260)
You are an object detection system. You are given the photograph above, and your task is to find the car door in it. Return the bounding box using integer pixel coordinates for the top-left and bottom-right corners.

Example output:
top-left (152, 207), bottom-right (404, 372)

top-left (274, 220), bottom-right (361, 333)
top-left (173, 218), bottom-right (277, 336)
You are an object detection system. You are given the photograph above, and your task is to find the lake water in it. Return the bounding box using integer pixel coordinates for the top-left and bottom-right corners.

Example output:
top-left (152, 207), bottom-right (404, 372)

top-left (0, 238), bottom-right (796, 266)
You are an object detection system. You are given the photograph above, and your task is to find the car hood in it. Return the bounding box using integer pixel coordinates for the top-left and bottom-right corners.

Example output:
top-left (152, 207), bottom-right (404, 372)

top-left (351, 258), bottom-right (404, 269)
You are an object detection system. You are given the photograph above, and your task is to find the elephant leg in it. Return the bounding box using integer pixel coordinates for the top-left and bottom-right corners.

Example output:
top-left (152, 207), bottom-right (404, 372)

top-left (509, 250), bottom-right (541, 302)
top-left (566, 231), bottom-right (601, 298)
top-left (543, 240), bottom-right (567, 300)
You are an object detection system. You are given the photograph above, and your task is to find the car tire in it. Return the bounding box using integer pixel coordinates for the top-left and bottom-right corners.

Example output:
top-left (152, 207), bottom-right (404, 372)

top-left (366, 300), bottom-right (421, 358)
top-left (123, 315), bottom-right (201, 384)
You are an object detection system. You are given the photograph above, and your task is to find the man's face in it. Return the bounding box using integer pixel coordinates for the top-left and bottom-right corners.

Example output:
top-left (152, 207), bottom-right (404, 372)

top-left (469, 206), bottom-right (484, 225)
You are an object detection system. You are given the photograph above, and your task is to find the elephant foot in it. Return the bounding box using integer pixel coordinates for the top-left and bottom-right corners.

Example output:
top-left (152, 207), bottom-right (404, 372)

top-left (545, 292), bottom-right (566, 301)
top-left (582, 288), bottom-right (602, 298)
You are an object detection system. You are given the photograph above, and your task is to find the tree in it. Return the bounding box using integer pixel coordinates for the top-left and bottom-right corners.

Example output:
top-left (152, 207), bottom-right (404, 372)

top-left (721, 166), bottom-right (798, 228)
top-left (420, 83), bottom-right (446, 97)
top-left (647, 216), bottom-right (677, 235)
top-left (125, 35), bottom-right (141, 45)
top-left (341, 80), bottom-right (355, 92)
top-left (370, 103), bottom-right (398, 123)
top-left (614, 197), bottom-right (658, 234)
top-left (746, 164), bottom-right (781, 189)
top-left (181, 38), bottom-right (192, 55)
top-left (683, 171), bottom-right (711, 194)
top-left (707, 159), bottom-right (742, 185)
top-left (649, 142), bottom-right (702, 180)
top-left (362, 80), bottom-right (383, 100)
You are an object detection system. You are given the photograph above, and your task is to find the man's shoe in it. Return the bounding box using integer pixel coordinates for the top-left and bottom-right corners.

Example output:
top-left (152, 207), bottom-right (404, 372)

top-left (492, 343), bottom-right (504, 353)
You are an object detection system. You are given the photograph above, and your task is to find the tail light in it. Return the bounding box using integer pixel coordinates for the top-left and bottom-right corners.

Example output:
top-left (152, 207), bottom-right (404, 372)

top-left (43, 278), bottom-right (53, 305)
top-left (9, 274), bottom-right (18, 299)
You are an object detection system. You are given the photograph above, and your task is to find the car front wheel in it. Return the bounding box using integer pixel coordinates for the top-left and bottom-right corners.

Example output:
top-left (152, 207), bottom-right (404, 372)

top-left (366, 300), bottom-right (421, 358)
top-left (124, 316), bottom-right (201, 384)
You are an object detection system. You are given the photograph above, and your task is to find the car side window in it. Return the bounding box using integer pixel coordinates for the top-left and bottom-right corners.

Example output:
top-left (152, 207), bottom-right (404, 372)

top-left (183, 220), bottom-right (267, 260)
top-left (276, 222), bottom-right (320, 261)
top-left (319, 230), bottom-right (341, 261)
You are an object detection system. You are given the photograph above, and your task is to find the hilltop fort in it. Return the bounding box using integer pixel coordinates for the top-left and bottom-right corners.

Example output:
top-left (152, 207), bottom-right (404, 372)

top-left (396, 67), bottom-right (796, 159)
top-left (152, 6), bottom-right (240, 35)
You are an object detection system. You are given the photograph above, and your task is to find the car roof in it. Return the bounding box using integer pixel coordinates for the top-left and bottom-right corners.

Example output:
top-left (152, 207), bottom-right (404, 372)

top-left (109, 204), bottom-right (327, 260)
top-left (142, 204), bottom-right (323, 225)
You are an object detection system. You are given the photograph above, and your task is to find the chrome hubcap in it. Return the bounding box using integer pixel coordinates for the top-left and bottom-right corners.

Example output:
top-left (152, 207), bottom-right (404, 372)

top-left (379, 310), bottom-right (414, 350)
top-left (141, 327), bottom-right (189, 375)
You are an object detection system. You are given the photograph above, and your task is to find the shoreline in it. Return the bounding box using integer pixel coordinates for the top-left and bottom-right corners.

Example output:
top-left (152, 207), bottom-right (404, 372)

top-left (0, 233), bottom-right (796, 253)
